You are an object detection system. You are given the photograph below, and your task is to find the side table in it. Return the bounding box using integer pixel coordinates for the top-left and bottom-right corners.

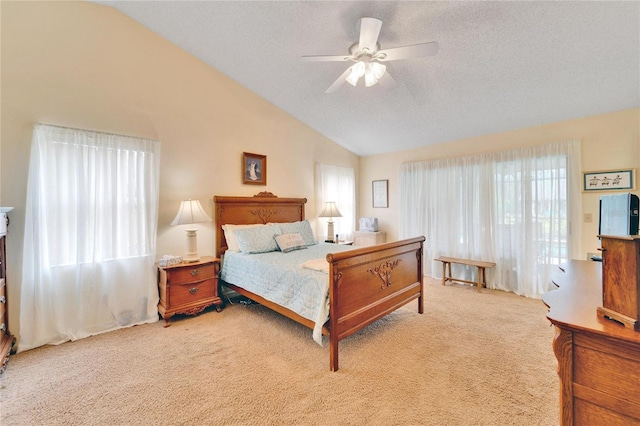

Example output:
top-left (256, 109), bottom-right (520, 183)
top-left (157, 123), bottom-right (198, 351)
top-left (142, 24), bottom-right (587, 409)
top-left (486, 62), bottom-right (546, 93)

top-left (157, 256), bottom-right (223, 326)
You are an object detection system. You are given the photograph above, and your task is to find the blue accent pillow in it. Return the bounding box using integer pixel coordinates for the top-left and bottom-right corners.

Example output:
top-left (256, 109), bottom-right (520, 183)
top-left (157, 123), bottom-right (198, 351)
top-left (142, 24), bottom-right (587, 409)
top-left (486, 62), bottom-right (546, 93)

top-left (278, 220), bottom-right (317, 246)
top-left (274, 233), bottom-right (308, 253)
top-left (235, 224), bottom-right (282, 254)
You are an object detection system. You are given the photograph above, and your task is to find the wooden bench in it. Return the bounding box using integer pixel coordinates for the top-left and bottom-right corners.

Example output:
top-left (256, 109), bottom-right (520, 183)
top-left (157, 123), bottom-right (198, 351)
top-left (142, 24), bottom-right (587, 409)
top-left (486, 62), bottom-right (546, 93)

top-left (434, 256), bottom-right (496, 292)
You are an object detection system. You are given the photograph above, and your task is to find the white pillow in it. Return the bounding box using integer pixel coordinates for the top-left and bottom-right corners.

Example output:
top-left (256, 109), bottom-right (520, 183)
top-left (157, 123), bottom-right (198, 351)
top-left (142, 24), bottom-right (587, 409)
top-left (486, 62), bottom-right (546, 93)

top-left (234, 224), bottom-right (282, 254)
top-left (222, 224), bottom-right (264, 252)
top-left (274, 233), bottom-right (308, 253)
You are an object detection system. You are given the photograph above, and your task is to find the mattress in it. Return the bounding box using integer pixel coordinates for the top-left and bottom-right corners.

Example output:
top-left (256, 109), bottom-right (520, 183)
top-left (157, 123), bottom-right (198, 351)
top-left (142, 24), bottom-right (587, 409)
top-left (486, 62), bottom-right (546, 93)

top-left (220, 243), bottom-right (354, 344)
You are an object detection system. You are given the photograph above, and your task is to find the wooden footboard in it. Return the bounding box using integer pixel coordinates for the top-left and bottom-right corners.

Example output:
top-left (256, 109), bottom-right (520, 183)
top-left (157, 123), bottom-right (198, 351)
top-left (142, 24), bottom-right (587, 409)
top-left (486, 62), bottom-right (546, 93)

top-left (326, 236), bottom-right (424, 371)
top-left (225, 237), bottom-right (424, 372)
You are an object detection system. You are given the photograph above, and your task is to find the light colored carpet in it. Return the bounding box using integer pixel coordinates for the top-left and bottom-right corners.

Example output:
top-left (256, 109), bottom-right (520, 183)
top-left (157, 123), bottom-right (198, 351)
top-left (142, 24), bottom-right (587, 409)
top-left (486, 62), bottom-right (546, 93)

top-left (0, 278), bottom-right (558, 425)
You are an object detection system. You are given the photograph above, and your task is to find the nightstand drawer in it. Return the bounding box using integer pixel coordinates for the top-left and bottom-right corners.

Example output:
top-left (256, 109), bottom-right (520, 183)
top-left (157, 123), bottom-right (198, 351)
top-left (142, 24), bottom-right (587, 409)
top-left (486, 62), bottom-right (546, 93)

top-left (169, 278), bottom-right (217, 307)
top-left (168, 263), bottom-right (216, 284)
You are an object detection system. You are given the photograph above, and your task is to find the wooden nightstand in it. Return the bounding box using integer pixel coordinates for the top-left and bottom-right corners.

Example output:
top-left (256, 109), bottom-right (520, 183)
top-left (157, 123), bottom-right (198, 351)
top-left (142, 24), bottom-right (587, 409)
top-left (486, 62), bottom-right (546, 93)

top-left (157, 256), bottom-right (223, 326)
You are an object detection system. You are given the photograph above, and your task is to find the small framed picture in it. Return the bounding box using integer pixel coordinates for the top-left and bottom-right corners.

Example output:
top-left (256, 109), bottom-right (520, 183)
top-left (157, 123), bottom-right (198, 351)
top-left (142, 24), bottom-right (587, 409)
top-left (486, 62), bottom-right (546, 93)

top-left (372, 180), bottom-right (388, 208)
top-left (583, 169), bottom-right (634, 192)
top-left (242, 152), bottom-right (267, 185)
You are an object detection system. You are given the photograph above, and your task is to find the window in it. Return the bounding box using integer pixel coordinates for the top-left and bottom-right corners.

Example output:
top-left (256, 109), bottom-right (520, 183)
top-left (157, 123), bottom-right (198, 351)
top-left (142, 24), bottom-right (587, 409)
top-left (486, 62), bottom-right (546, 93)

top-left (315, 163), bottom-right (356, 241)
top-left (19, 124), bottom-right (161, 352)
top-left (400, 140), bottom-right (581, 298)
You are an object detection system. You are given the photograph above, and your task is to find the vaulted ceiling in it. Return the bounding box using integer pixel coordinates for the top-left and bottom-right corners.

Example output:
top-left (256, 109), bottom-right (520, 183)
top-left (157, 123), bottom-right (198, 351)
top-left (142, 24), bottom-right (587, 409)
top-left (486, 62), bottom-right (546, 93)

top-left (97, 1), bottom-right (640, 156)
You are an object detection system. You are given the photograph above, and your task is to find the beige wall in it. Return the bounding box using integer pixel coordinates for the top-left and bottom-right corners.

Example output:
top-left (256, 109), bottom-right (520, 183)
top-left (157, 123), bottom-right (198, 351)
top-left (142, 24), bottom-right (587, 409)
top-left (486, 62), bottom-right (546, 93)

top-left (359, 108), bottom-right (640, 259)
top-left (1, 1), bottom-right (358, 339)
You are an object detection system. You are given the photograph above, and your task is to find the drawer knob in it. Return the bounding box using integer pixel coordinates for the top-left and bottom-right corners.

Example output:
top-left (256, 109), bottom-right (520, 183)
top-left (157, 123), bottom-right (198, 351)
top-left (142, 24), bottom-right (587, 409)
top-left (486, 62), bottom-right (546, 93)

top-left (190, 269), bottom-right (200, 276)
top-left (0, 295), bottom-right (5, 304)
top-left (189, 287), bottom-right (199, 294)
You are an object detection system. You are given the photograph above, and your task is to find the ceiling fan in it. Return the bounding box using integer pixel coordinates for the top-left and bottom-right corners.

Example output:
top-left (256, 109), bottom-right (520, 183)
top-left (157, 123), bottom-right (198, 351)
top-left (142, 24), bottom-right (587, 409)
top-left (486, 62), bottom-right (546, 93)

top-left (300, 17), bottom-right (439, 93)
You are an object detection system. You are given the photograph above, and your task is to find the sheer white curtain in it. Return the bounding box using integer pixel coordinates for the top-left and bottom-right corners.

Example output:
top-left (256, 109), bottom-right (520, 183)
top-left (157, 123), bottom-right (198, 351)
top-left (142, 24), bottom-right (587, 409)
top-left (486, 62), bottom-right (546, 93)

top-left (315, 163), bottom-right (355, 241)
top-left (19, 124), bottom-right (161, 352)
top-left (400, 140), bottom-right (581, 298)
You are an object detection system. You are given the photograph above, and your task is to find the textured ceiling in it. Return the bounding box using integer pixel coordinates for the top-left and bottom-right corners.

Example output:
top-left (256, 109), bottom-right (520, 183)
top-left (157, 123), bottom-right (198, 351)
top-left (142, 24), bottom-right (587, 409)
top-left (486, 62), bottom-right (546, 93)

top-left (97, 1), bottom-right (639, 156)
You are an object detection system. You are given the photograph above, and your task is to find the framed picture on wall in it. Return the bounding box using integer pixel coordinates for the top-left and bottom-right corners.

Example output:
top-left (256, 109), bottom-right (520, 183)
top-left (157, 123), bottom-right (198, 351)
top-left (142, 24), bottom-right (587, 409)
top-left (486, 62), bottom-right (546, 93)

top-left (242, 152), bottom-right (267, 185)
top-left (583, 169), bottom-right (634, 192)
top-left (372, 180), bottom-right (388, 208)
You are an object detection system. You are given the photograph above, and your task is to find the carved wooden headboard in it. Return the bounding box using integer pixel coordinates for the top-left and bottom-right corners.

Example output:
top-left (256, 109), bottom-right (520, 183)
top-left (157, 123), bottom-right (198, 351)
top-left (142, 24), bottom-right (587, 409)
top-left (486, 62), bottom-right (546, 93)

top-left (213, 192), bottom-right (307, 258)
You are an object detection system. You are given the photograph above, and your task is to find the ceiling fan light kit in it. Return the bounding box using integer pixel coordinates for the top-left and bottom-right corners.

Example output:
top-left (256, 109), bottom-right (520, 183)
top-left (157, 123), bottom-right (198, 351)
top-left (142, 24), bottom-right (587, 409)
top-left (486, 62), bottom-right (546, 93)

top-left (300, 17), bottom-right (439, 93)
top-left (365, 62), bottom-right (386, 87)
top-left (346, 61), bottom-right (365, 86)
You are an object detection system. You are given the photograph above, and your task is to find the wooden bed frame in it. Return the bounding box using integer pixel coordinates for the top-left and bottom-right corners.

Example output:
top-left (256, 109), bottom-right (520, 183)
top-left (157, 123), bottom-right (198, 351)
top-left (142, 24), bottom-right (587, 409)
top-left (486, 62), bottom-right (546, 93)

top-left (214, 192), bottom-right (425, 371)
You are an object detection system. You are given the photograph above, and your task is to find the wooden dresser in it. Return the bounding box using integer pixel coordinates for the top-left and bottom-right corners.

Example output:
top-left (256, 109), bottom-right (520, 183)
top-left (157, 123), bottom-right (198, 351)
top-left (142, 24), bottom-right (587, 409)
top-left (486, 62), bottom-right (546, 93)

top-left (0, 208), bottom-right (14, 374)
top-left (543, 260), bottom-right (640, 425)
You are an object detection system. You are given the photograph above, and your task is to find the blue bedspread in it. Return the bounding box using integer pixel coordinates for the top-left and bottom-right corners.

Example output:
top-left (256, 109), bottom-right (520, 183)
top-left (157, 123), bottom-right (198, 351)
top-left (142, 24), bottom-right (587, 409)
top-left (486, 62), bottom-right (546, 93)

top-left (220, 243), bottom-right (354, 345)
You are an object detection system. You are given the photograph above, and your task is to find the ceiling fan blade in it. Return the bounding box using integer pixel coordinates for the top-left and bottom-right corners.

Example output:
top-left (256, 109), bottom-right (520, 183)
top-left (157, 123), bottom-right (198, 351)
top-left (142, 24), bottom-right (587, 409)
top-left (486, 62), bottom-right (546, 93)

top-left (358, 17), bottom-right (383, 52)
top-left (300, 55), bottom-right (352, 62)
top-left (376, 71), bottom-right (397, 90)
top-left (377, 42), bottom-right (439, 61)
top-left (325, 66), bottom-right (354, 94)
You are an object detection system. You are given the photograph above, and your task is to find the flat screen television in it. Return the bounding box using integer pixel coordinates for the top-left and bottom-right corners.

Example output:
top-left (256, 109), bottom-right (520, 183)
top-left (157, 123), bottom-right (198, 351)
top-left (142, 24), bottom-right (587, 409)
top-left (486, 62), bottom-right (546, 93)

top-left (599, 192), bottom-right (639, 236)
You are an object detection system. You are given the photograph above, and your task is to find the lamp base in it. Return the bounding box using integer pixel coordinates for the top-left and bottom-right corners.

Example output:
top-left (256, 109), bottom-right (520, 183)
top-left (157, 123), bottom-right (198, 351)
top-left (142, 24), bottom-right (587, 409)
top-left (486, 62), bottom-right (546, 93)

top-left (184, 229), bottom-right (200, 263)
top-left (326, 220), bottom-right (335, 243)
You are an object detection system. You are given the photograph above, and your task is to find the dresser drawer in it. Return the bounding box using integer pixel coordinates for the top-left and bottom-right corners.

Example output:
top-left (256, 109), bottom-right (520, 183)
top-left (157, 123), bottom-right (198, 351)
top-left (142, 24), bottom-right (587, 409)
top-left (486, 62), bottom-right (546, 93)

top-left (0, 280), bottom-right (5, 328)
top-left (0, 302), bottom-right (5, 334)
top-left (169, 278), bottom-right (217, 307)
top-left (574, 334), bottom-right (640, 409)
top-left (167, 263), bottom-right (216, 284)
top-left (0, 279), bottom-right (5, 340)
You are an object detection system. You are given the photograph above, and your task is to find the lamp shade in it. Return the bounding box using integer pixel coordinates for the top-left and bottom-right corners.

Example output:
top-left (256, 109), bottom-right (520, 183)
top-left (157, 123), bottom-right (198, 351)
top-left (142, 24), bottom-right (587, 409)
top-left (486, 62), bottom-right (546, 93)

top-left (171, 199), bottom-right (212, 226)
top-left (319, 202), bottom-right (342, 218)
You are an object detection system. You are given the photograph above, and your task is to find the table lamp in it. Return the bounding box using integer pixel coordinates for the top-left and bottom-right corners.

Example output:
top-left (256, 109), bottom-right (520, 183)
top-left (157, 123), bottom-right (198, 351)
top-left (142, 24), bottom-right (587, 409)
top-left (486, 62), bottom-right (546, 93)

top-left (171, 199), bottom-right (212, 262)
top-left (319, 201), bottom-right (342, 243)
